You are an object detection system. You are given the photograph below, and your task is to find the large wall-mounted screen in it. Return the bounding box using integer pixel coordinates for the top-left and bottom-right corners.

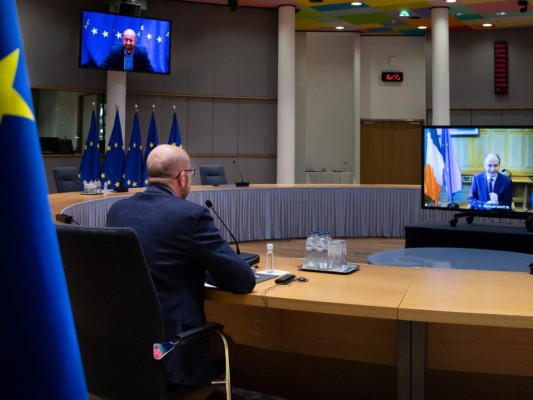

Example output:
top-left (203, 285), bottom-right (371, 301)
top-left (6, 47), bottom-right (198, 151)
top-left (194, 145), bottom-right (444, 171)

top-left (79, 10), bottom-right (171, 74)
top-left (422, 126), bottom-right (533, 218)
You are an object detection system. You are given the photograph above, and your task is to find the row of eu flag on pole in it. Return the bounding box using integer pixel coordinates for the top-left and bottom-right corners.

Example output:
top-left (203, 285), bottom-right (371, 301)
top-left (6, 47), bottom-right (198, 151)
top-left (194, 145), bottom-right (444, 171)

top-left (79, 108), bottom-right (183, 190)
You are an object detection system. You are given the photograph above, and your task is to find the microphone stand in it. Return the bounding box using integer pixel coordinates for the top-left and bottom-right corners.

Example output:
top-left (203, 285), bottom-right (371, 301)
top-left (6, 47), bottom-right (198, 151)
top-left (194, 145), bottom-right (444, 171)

top-left (205, 199), bottom-right (240, 254)
top-left (233, 160), bottom-right (249, 187)
top-left (205, 200), bottom-right (259, 266)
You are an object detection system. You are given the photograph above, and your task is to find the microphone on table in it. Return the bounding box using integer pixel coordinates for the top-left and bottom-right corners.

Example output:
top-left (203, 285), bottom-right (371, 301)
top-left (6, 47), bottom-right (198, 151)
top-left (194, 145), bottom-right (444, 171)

top-left (205, 199), bottom-right (259, 267)
top-left (205, 199), bottom-right (240, 254)
top-left (233, 160), bottom-right (249, 187)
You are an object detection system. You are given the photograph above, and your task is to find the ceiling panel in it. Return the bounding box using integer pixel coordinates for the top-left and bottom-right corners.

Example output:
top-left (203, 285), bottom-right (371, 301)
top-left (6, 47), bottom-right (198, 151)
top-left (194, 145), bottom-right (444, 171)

top-left (177, 0), bottom-right (533, 35)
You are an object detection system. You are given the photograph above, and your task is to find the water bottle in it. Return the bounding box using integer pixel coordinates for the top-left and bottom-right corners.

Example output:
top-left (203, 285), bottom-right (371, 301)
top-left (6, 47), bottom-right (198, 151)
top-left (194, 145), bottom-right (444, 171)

top-left (316, 233), bottom-right (327, 269)
top-left (305, 231), bottom-right (316, 268)
top-left (325, 232), bottom-right (333, 246)
top-left (266, 243), bottom-right (274, 273)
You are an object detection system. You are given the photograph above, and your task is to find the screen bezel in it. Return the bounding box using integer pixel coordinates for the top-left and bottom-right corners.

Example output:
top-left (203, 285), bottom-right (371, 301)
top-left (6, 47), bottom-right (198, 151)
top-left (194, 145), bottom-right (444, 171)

top-left (421, 125), bottom-right (533, 218)
top-left (79, 10), bottom-right (171, 75)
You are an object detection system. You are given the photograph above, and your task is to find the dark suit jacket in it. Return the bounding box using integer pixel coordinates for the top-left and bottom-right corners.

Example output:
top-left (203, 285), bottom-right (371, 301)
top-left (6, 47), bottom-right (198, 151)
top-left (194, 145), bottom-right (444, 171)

top-left (100, 44), bottom-right (154, 72)
top-left (467, 171), bottom-right (513, 210)
top-left (106, 185), bottom-right (255, 386)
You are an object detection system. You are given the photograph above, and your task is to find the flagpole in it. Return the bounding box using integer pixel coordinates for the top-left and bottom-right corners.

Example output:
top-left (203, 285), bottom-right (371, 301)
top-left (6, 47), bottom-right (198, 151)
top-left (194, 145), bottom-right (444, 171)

top-left (89, 101), bottom-right (96, 150)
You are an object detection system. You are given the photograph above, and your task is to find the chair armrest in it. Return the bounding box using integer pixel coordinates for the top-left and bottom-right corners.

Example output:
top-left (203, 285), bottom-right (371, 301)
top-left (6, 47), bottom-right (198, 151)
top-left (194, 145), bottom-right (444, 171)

top-left (153, 322), bottom-right (225, 360)
top-left (174, 322), bottom-right (224, 346)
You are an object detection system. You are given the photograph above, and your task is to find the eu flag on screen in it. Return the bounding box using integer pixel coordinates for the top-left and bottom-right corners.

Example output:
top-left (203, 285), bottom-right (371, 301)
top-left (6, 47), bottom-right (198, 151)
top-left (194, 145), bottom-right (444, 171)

top-left (0, 1), bottom-right (87, 398)
top-left (79, 110), bottom-right (101, 184)
top-left (80, 11), bottom-right (170, 73)
top-left (168, 111), bottom-right (183, 148)
top-left (122, 112), bottom-right (143, 188)
top-left (440, 128), bottom-right (462, 202)
top-left (143, 111), bottom-right (159, 186)
top-left (101, 109), bottom-right (125, 189)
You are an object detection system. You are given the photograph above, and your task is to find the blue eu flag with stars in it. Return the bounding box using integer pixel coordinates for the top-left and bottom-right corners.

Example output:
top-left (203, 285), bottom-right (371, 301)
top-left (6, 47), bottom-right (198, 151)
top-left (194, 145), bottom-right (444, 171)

top-left (101, 109), bottom-right (125, 189)
top-left (168, 111), bottom-right (183, 148)
top-left (143, 110), bottom-right (159, 186)
top-left (79, 110), bottom-right (101, 184)
top-left (122, 112), bottom-right (143, 188)
top-left (0, 1), bottom-right (87, 398)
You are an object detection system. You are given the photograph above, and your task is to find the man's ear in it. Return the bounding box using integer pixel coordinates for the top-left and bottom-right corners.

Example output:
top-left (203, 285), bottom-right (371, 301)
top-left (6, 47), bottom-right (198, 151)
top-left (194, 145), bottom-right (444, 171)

top-left (176, 171), bottom-right (186, 187)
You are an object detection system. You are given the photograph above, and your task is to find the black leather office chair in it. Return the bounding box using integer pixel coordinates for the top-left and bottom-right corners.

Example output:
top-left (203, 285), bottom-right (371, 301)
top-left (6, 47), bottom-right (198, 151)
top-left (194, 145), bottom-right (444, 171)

top-left (53, 167), bottom-right (83, 193)
top-left (56, 224), bottom-right (231, 400)
top-left (199, 165), bottom-right (227, 186)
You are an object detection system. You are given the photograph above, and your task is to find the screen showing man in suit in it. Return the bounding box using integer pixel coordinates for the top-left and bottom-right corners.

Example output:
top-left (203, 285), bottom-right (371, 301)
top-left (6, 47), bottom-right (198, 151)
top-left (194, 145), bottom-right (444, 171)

top-left (468, 153), bottom-right (513, 210)
top-left (100, 28), bottom-right (153, 72)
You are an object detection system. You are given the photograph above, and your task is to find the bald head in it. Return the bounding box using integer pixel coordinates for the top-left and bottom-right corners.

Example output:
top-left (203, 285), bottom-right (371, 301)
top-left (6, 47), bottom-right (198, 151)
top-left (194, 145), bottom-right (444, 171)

top-left (147, 144), bottom-right (192, 197)
top-left (484, 153), bottom-right (501, 178)
top-left (122, 29), bottom-right (137, 54)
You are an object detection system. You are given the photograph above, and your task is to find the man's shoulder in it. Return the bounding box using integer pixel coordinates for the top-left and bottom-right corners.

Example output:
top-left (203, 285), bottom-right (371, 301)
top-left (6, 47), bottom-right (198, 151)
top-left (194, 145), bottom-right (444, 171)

top-left (110, 191), bottom-right (204, 213)
top-left (135, 45), bottom-right (148, 53)
top-left (498, 172), bottom-right (513, 184)
top-left (108, 43), bottom-right (124, 53)
top-left (472, 172), bottom-right (486, 182)
top-left (108, 192), bottom-right (141, 209)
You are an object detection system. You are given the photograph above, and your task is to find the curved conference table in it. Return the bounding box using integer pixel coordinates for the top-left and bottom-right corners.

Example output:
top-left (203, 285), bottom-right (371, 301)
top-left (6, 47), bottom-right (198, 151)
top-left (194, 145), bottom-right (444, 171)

top-left (49, 184), bottom-right (533, 400)
top-left (50, 184), bottom-right (455, 240)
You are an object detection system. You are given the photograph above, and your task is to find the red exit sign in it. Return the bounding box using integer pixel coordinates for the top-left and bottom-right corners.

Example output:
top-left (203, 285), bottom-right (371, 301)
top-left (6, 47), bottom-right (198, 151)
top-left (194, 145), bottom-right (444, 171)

top-left (381, 72), bottom-right (404, 82)
top-left (494, 41), bottom-right (508, 95)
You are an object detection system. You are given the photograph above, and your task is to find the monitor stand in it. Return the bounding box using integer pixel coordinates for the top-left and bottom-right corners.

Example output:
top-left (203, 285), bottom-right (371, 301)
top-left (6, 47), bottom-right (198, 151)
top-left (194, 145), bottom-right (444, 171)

top-left (449, 212), bottom-right (533, 232)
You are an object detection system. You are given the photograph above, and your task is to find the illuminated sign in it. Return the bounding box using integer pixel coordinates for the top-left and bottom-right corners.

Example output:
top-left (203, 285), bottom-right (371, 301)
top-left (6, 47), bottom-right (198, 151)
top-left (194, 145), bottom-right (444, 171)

top-left (494, 41), bottom-right (508, 95)
top-left (381, 72), bottom-right (404, 82)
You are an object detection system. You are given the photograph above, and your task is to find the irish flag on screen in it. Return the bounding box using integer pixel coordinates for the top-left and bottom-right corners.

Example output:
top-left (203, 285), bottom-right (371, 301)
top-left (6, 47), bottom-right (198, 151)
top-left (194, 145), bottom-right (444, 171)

top-left (424, 128), bottom-right (444, 204)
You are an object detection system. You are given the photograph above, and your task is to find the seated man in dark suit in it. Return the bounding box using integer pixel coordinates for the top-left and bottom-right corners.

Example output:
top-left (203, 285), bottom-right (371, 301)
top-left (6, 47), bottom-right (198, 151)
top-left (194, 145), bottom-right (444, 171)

top-left (106, 144), bottom-right (255, 388)
top-left (468, 153), bottom-right (513, 210)
top-left (100, 28), bottom-right (153, 72)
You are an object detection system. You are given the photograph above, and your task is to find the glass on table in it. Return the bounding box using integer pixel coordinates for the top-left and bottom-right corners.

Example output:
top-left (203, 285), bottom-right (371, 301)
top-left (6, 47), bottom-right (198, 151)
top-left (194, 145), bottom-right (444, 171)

top-left (327, 240), bottom-right (342, 270)
top-left (338, 239), bottom-right (347, 267)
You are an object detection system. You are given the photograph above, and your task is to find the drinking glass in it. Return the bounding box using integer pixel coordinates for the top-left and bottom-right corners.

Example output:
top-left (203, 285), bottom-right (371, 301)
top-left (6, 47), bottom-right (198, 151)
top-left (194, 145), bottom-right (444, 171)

top-left (327, 240), bottom-right (342, 270)
top-left (338, 240), bottom-right (347, 266)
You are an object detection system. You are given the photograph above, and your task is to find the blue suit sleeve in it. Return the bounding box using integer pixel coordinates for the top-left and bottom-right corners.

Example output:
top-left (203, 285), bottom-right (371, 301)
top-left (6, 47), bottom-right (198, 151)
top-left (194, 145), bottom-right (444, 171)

top-left (497, 175), bottom-right (513, 208)
top-left (468, 175), bottom-right (485, 210)
top-left (191, 207), bottom-right (255, 294)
